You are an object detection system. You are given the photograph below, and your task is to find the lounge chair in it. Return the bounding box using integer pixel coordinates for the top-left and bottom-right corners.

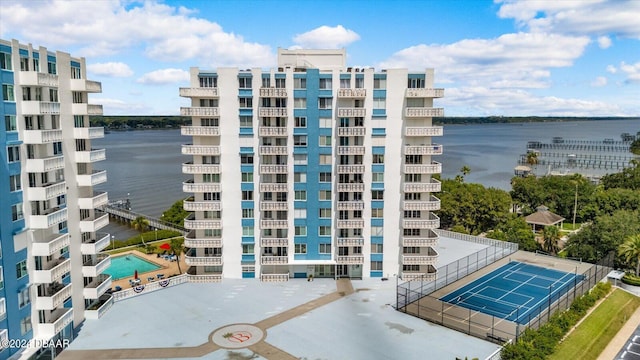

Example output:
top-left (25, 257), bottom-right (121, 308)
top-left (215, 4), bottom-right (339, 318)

top-left (157, 274), bottom-right (165, 279)
top-left (147, 276), bottom-right (155, 282)
top-left (114, 286), bottom-right (122, 291)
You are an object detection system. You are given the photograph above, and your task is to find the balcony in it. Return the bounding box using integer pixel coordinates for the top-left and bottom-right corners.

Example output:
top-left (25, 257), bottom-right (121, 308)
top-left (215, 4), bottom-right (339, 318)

top-left (337, 183), bottom-right (364, 192)
top-left (261, 238), bottom-right (288, 247)
top-left (405, 126), bottom-right (444, 137)
top-left (71, 103), bottom-right (103, 115)
top-left (83, 274), bottom-right (112, 299)
top-left (28, 181), bottom-right (66, 201)
top-left (180, 107), bottom-right (219, 117)
top-left (78, 191), bottom-right (109, 209)
top-left (184, 214), bottom-right (222, 230)
top-left (259, 146), bottom-right (288, 155)
top-left (337, 108), bottom-right (366, 117)
top-left (404, 179), bottom-right (441, 193)
top-left (37, 308), bottom-right (73, 339)
top-left (405, 107), bottom-right (444, 118)
top-left (187, 274), bottom-right (223, 283)
top-left (179, 87), bottom-right (219, 98)
top-left (33, 257), bottom-right (71, 283)
top-left (260, 201), bottom-right (289, 211)
top-left (259, 126), bottom-right (288, 137)
top-left (21, 101), bottom-right (60, 115)
top-left (259, 107), bottom-right (288, 117)
top-left (30, 207), bottom-right (67, 229)
top-left (82, 254), bottom-right (111, 277)
top-left (84, 294), bottom-right (113, 320)
top-left (402, 196), bottom-right (441, 211)
top-left (336, 255), bottom-right (364, 264)
top-left (402, 249), bottom-right (438, 266)
top-left (259, 88), bottom-right (288, 98)
top-left (260, 183), bottom-right (288, 192)
top-left (23, 129), bottom-right (62, 144)
top-left (336, 201), bottom-right (364, 211)
top-left (336, 219), bottom-right (365, 229)
top-left (73, 127), bottom-right (105, 139)
top-left (181, 144), bottom-right (220, 156)
top-left (337, 127), bottom-right (366, 137)
top-left (79, 212), bottom-right (109, 233)
top-left (185, 250), bottom-right (223, 266)
top-left (32, 233), bottom-right (71, 257)
top-left (403, 230), bottom-right (439, 247)
top-left (35, 283), bottom-right (72, 310)
top-left (404, 162), bottom-right (442, 175)
top-left (182, 179), bottom-right (221, 193)
top-left (182, 163), bottom-right (222, 174)
top-left (403, 144), bottom-right (443, 156)
top-left (405, 88), bottom-right (444, 98)
top-left (260, 165), bottom-right (288, 174)
top-left (337, 88), bottom-right (366, 98)
top-left (19, 71), bottom-right (58, 87)
top-left (261, 220), bottom-right (288, 229)
top-left (181, 126), bottom-right (220, 136)
top-left (184, 231), bottom-right (222, 248)
top-left (70, 79), bottom-right (102, 92)
top-left (261, 273), bottom-right (289, 282)
top-left (261, 256), bottom-right (288, 265)
top-left (183, 197), bottom-right (221, 211)
top-left (75, 148), bottom-right (106, 163)
top-left (77, 170), bottom-right (108, 187)
top-left (337, 146), bottom-right (365, 155)
top-left (403, 214), bottom-right (440, 229)
top-left (25, 154), bottom-right (64, 172)
top-left (337, 238), bottom-right (364, 246)
top-left (81, 232), bottom-right (111, 255)
top-left (336, 165), bottom-right (365, 174)
top-left (402, 269), bottom-right (437, 282)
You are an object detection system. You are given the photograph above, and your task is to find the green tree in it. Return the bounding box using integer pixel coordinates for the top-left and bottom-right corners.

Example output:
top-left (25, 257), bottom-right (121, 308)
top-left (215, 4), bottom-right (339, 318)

top-left (487, 215), bottom-right (538, 251)
top-left (542, 226), bottom-right (560, 255)
top-left (601, 159), bottom-right (640, 190)
top-left (162, 199), bottom-right (190, 227)
top-left (630, 138), bottom-right (640, 155)
top-left (169, 238), bottom-right (184, 274)
top-left (619, 234), bottom-right (640, 276)
top-left (131, 216), bottom-right (150, 244)
top-left (526, 151), bottom-right (539, 166)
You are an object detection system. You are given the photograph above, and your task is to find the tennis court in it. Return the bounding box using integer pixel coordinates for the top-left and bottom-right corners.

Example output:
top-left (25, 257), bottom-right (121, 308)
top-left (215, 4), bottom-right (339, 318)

top-left (440, 261), bottom-right (584, 324)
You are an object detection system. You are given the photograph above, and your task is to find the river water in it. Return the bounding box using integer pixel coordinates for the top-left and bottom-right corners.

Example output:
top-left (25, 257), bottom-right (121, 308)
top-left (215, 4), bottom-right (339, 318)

top-left (94, 119), bottom-right (640, 238)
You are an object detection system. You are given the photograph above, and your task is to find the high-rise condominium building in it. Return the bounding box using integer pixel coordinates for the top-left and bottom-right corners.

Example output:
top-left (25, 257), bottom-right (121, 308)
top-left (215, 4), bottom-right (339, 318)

top-left (180, 49), bottom-right (443, 282)
top-left (0, 39), bottom-right (111, 360)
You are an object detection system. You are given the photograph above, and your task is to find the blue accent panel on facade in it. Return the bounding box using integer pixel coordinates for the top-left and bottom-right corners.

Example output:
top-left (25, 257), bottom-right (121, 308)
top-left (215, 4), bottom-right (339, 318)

top-left (370, 254), bottom-right (383, 262)
top-left (239, 147), bottom-right (254, 154)
top-left (371, 236), bottom-right (383, 244)
top-left (293, 218), bottom-right (307, 226)
top-left (241, 237), bottom-right (255, 244)
top-left (293, 272), bottom-right (307, 278)
top-left (2, 101), bottom-right (16, 115)
top-left (339, 74), bottom-right (350, 79)
top-left (241, 201), bottom-right (254, 209)
top-left (293, 146), bottom-right (307, 154)
top-left (240, 165), bottom-right (254, 173)
top-left (371, 201), bottom-right (384, 208)
top-left (372, 109), bottom-right (387, 117)
top-left (293, 90), bottom-right (306, 99)
top-left (318, 219), bottom-right (331, 226)
top-left (239, 128), bottom-right (253, 135)
top-left (238, 89), bottom-right (252, 97)
top-left (19, 49), bottom-right (28, 56)
top-left (293, 109), bottom-right (307, 118)
top-left (373, 89), bottom-right (386, 98)
top-left (274, 73), bottom-right (286, 79)
top-left (293, 183), bottom-right (306, 191)
top-left (372, 164), bottom-right (385, 173)
top-left (408, 73), bottom-right (426, 80)
top-left (318, 109), bottom-right (332, 118)
top-left (63, 298), bottom-right (73, 308)
top-left (240, 182), bottom-right (253, 191)
top-left (293, 128), bottom-right (307, 135)
top-left (370, 271), bottom-right (383, 278)
top-left (374, 73), bottom-right (387, 79)
top-left (294, 201), bottom-right (306, 209)
top-left (5, 132), bottom-right (19, 143)
top-left (0, 44), bottom-right (11, 52)
top-left (371, 183), bottom-right (385, 190)
top-left (372, 128), bottom-right (386, 136)
top-left (372, 146), bottom-right (385, 155)
top-left (70, 61), bottom-right (81, 68)
top-left (318, 200), bottom-right (331, 208)
top-left (47, 55), bottom-right (56, 62)
top-left (32, 53), bottom-right (39, 59)
top-left (371, 219), bottom-right (384, 226)
top-left (242, 272), bottom-right (255, 279)
top-left (318, 128), bottom-right (332, 136)
top-left (239, 109), bottom-right (252, 117)
top-left (318, 90), bottom-right (332, 98)
top-left (241, 219), bottom-right (254, 227)
top-left (318, 183), bottom-right (332, 190)
top-left (241, 254), bottom-right (255, 262)
top-left (293, 165), bottom-right (307, 172)
top-left (318, 165), bottom-right (332, 171)
top-left (318, 148), bottom-right (332, 155)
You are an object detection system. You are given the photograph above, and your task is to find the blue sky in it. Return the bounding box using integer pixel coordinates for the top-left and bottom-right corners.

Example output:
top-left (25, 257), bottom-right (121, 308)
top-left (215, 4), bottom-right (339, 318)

top-left (1, 0), bottom-right (638, 116)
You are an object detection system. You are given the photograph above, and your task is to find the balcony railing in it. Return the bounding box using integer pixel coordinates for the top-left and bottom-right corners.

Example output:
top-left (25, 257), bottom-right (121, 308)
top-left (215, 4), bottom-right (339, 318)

top-left (33, 258), bottom-right (71, 283)
top-left (21, 101), bottom-right (60, 115)
top-left (336, 219), bottom-right (365, 229)
top-left (29, 181), bottom-right (66, 201)
top-left (184, 214), bottom-right (221, 230)
top-left (337, 127), bottom-right (366, 137)
top-left (403, 230), bottom-right (439, 248)
top-left (402, 254), bottom-right (438, 266)
top-left (403, 214), bottom-right (440, 229)
top-left (182, 163), bottom-right (221, 174)
top-left (405, 126), bottom-right (444, 137)
top-left (23, 129), bottom-right (63, 144)
top-left (405, 88), bottom-right (444, 98)
top-left (260, 201), bottom-right (289, 211)
top-left (261, 256), bottom-right (288, 265)
top-left (336, 201), bottom-right (364, 211)
top-left (260, 183), bottom-right (288, 192)
top-left (336, 165), bottom-right (365, 174)
top-left (77, 170), bottom-right (107, 187)
top-left (259, 146), bottom-right (288, 155)
top-left (179, 87), bottom-right (219, 97)
top-left (261, 238), bottom-right (288, 247)
top-left (260, 165), bottom-right (288, 174)
top-left (38, 308), bottom-right (73, 339)
top-left (70, 79), bottom-right (103, 92)
top-left (183, 198), bottom-right (221, 211)
top-left (184, 232), bottom-right (222, 248)
top-left (25, 154), bottom-right (64, 173)
top-left (30, 207), bottom-right (67, 229)
top-left (405, 107), bottom-right (444, 118)
top-left (181, 126), bottom-right (220, 136)
top-left (32, 233), bottom-right (70, 257)
top-left (336, 255), bottom-right (364, 264)
top-left (261, 220), bottom-right (288, 229)
top-left (259, 87), bottom-right (288, 98)
top-left (260, 273), bottom-right (290, 282)
top-left (337, 108), bottom-right (366, 117)
top-left (84, 294), bottom-right (113, 320)
top-left (404, 162), bottom-right (442, 175)
top-left (80, 232), bottom-right (111, 255)
top-left (180, 107), bottom-right (219, 117)
top-left (35, 280), bottom-right (72, 309)
top-left (185, 251), bottom-right (223, 266)
top-left (258, 126), bottom-right (288, 137)
top-left (83, 274), bottom-right (112, 299)
top-left (182, 179), bottom-right (221, 193)
top-left (75, 148), bottom-right (107, 163)
top-left (82, 254), bottom-right (111, 277)
top-left (181, 144), bottom-right (220, 156)
top-left (187, 274), bottom-right (223, 283)
top-left (78, 191), bottom-right (109, 210)
top-left (337, 146), bottom-right (365, 155)
top-left (402, 271), bottom-right (437, 282)
top-left (337, 88), bottom-right (366, 98)
top-left (19, 71), bottom-right (59, 87)
top-left (337, 183), bottom-right (364, 192)
top-left (79, 212), bottom-right (109, 233)
top-left (336, 238), bottom-right (364, 246)
top-left (259, 107), bottom-right (288, 117)
top-left (402, 196), bottom-right (441, 211)
top-left (403, 144), bottom-right (443, 156)
top-left (73, 127), bottom-right (104, 139)
top-left (403, 179), bottom-right (441, 193)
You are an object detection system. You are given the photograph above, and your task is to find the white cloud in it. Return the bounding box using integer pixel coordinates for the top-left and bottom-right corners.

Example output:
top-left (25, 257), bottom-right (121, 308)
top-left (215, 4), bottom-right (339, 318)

top-left (619, 61), bottom-right (640, 83)
top-left (137, 68), bottom-right (189, 85)
top-left (293, 25), bottom-right (360, 48)
top-left (91, 97), bottom-right (152, 115)
top-left (591, 76), bottom-right (607, 87)
top-left (597, 36), bottom-right (612, 49)
top-left (606, 65), bottom-right (617, 74)
top-left (87, 62), bottom-right (134, 77)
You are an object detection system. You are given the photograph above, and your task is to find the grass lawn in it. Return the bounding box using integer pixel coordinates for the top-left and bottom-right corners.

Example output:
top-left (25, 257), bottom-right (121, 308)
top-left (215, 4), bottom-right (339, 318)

top-left (561, 222), bottom-right (581, 231)
top-left (549, 289), bottom-right (640, 360)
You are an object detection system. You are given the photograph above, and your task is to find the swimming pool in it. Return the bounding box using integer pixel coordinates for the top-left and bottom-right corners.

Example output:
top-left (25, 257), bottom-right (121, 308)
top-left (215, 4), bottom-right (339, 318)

top-left (104, 254), bottom-right (162, 280)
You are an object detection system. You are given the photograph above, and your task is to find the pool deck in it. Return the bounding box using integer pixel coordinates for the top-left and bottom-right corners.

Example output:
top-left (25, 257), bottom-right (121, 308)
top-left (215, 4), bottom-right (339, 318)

top-left (108, 250), bottom-right (187, 290)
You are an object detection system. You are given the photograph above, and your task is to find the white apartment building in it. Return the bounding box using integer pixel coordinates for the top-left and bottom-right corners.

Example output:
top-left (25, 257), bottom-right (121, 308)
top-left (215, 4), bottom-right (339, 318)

top-left (1, 39), bottom-right (111, 360)
top-left (180, 49), bottom-right (443, 282)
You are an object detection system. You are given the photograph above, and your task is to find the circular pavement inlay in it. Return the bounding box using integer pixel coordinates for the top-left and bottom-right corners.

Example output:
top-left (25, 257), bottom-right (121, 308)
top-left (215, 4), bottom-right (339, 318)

top-left (210, 324), bottom-right (264, 349)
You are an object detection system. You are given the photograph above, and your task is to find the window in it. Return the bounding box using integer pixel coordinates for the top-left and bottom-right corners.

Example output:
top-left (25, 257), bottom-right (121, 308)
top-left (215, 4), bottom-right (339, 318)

top-left (241, 172), bottom-right (253, 182)
top-left (20, 316), bottom-right (32, 336)
top-left (32, 58), bottom-right (39, 72)
top-left (373, 154), bottom-right (384, 164)
top-left (71, 66), bottom-right (81, 79)
top-left (318, 97), bottom-right (332, 109)
top-left (374, 78), bottom-right (386, 89)
top-left (355, 77), bottom-right (364, 88)
top-left (372, 244), bottom-right (384, 253)
top-left (242, 191), bottom-right (253, 200)
top-left (202, 173), bottom-right (220, 183)
top-left (371, 261), bottom-right (383, 271)
top-left (49, 89), bottom-right (58, 102)
top-left (319, 208), bottom-right (331, 218)
top-left (242, 244), bottom-right (254, 254)
top-left (0, 268), bottom-right (3, 289)
top-left (319, 244), bottom-right (331, 254)
top-left (5, 115), bottom-right (16, 131)
top-left (293, 209), bottom-right (307, 219)
top-left (319, 226), bottom-right (331, 236)
top-left (295, 226), bottom-right (307, 236)
top-left (372, 172), bottom-right (384, 182)
top-left (2, 84), bottom-right (14, 101)
top-left (242, 209), bottom-right (254, 218)
top-left (275, 78), bottom-right (285, 88)
top-left (293, 154), bottom-right (307, 165)
top-left (261, 77), bottom-right (271, 88)
top-left (372, 226), bottom-right (384, 236)
top-left (372, 208), bottom-right (383, 218)
top-left (16, 259), bottom-right (27, 279)
top-left (204, 229), bottom-right (222, 237)
top-left (242, 226), bottom-right (254, 236)
top-left (0, 52), bottom-right (11, 70)
top-left (340, 78), bottom-right (350, 88)
top-left (294, 98), bottom-right (306, 108)
top-left (294, 116), bottom-right (306, 128)
top-left (404, 174), bottom-right (422, 182)
top-left (293, 135), bottom-right (307, 146)
top-left (403, 246), bottom-right (421, 254)
top-left (294, 190), bottom-right (307, 200)
top-left (408, 77), bottom-right (425, 88)
top-left (20, 57), bottom-right (29, 71)
top-left (372, 190), bottom-right (384, 200)
top-left (373, 98), bottom-right (386, 109)
top-left (319, 118), bottom-right (332, 128)
top-left (294, 172), bottom-right (306, 183)
top-left (9, 174), bottom-right (21, 192)
top-left (319, 136), bottom-right (331, 146)
top-left (319, 154), bottom-right (332, 165)
top-left (48, 61), bottom-right (57, 74)
top-left (240, 154), bottom-right (254, 164)
top-left (319, 172), bottom-right (332, 182)
top-left (239, 116), bottom-right (252, 127)
top-left (294, 78), bottom-right (306, 89)
top-left (239, 97), bottom-right (253, 108)
top-left (238, 77), bottom-right (252, 88)
top-left (319, 190), bottom-right (331, 200)
top-left (295, 243), bottom-right (307, 254)
top-left (319, 78), bottom-right (332, 89)
top-left (12, 203), bottom-right (23, 221)
top-left (199, 76), bottom-right (217, 88)
top-left (202, 118), bottom-right (219, 126)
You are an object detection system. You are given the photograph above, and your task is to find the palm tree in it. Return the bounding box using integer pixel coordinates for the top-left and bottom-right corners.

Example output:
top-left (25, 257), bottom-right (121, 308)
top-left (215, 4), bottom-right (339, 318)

top-left (619, 234), bottom-right (640, 276)
top-left (542, 225), bottom-right (560, 255)
top-left (169, 238), bottom-right (184, 274)
top-left (526, 151), bottom-right (539, 166)
top-left (131, 216), bottom-right (150, 245)
top-left (460, 165), bottom-right (471, 176)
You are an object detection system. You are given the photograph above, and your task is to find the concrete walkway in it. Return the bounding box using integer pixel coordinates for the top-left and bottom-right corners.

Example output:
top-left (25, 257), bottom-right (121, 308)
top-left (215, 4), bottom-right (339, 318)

top-left (597, 288), bottom-right (640, 360)
top-left (58, 279), bottom-right (354, 360)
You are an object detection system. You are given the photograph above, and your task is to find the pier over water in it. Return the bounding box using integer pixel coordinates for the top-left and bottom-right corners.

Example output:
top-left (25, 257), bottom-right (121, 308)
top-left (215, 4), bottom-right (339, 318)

top-left (102, 199), bottom-right (187, 235)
